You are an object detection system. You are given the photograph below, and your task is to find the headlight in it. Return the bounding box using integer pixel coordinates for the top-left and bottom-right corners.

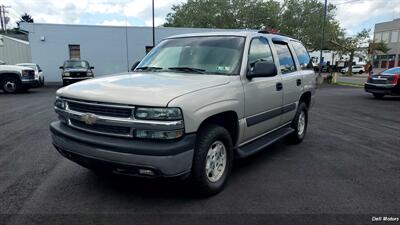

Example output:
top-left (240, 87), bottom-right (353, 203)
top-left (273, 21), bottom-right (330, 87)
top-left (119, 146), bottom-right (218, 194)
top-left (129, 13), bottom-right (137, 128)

top-left (63, 72), bottom-right (70, 77)
top-left (135, 107), bottom-right (182, 120)
top-left (21, 70), bottom-right (30, 76)
top-left (55, 97), bottom-right (66, 109)
top-left (87, 71), bottom-right (93, 76)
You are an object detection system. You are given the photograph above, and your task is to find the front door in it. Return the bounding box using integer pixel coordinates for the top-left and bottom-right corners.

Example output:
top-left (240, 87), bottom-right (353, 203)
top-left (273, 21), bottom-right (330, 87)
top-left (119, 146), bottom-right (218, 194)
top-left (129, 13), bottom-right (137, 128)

top-left (242, 36), bottom-right (283, 141)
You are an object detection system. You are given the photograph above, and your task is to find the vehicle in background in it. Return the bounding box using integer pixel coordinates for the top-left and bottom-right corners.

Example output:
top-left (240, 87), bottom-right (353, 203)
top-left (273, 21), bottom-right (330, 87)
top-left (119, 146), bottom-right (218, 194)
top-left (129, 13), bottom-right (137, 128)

top-left (365, 67), bottom-right (400, 99)
top-left (0, 65), bottom-right (36, 93)
top-left (341, 65), bottom-right (364, 74)
top-left (16, 63), bottom-right (44, 87)
top-left (0, 60), bottom-right (6, 65)
top-left (50, 31), bottom-right (316, 196)
top-left (59, 59), bottom-right (94, 86)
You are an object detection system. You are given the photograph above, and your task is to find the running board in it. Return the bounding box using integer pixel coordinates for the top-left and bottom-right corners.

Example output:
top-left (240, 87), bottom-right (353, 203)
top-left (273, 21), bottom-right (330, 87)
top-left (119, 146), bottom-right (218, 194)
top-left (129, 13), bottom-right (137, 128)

top-left (236, 125), bottom-right (295, 158)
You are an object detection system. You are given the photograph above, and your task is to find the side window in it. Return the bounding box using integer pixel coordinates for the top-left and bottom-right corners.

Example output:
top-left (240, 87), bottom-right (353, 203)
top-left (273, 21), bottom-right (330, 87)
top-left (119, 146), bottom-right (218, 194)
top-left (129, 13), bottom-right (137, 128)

top-left (248, 37), bottom-right (274, 71)
top-left (274, 42), bottom-right (297, 74)
top-left (291, 41), bottom-right (313, 70)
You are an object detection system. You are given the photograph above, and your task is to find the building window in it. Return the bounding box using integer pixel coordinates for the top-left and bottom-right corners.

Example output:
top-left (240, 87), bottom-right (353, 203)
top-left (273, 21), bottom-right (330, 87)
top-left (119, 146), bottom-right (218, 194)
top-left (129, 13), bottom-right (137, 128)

top-left (391, 30), bottom-right (399, 43)
top-left (381, 32), bottom-right (390, 43)
top-left (374, 32), bottom-right (382, 42)
top-left (69, 44), bottom-right (80, 59)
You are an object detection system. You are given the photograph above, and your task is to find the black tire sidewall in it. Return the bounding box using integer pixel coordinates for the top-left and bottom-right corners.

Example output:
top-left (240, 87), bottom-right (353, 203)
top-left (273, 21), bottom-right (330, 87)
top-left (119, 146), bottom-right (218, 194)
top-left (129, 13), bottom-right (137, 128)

top-left (1, 77), bottom-right (20, 93)
top-left (289, 102), bottom-right (308, 143)
top-left (191, 124), bottom-right (233, 196)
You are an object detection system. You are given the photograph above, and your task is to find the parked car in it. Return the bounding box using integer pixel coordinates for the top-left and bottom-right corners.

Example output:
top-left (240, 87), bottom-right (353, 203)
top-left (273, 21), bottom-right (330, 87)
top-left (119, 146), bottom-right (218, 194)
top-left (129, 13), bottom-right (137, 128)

top-left (16, 63), bottom-right (44, 87)
top-left (341, 65), bottom-right (364, 74)
top-left (365, 67), bottom-right (400, 99)
top-left (59, 59), bottom-right (94, 86)
top-left (0, 65), bottom-right (36, 93)
top-left (50, 31), bottom-right (316, 196)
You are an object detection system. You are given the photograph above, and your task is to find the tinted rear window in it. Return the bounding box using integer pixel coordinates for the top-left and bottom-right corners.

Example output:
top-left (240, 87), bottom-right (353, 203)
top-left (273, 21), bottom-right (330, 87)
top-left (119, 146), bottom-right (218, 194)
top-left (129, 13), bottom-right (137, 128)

top-left (291, 41), bottom-right (313, 70)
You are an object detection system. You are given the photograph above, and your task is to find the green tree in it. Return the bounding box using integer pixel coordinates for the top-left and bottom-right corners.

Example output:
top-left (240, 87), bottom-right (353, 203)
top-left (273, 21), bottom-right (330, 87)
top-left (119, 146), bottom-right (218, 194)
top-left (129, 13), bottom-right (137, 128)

top-left (279, 0), bottom-right (343, 51)
top-left (16, 13), bottom-right (34, 28)
top-left (331, 29), bottom-right (370, 76)
top-left (164, 0), bottom-right (343, 50)
top-left (165, 0), bottom-right (280, 29)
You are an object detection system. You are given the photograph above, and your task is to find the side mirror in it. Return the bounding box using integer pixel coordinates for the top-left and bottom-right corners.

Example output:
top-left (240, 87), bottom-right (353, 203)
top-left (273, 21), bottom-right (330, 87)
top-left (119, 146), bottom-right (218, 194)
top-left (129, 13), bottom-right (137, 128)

top-left (39, 69), bottom-right (42, 72)
top-left (59, 66), bottom-right (63, 69)
top-left (131, 61), bottom-right (140, 71)
top-left (90, 66), bottom-right (94, 69)
top-left (247, 61), bottom-right (277, 79)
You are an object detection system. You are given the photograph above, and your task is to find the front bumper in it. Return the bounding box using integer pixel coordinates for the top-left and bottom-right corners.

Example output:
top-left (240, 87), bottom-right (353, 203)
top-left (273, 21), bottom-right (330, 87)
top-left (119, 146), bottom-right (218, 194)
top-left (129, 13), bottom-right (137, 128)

top-left (63, 77), bottom-right (93, 85)
top-left (364, 83), bottom-right (400, 96)
top-left (20, 78), bottom-right (36, 86)
top-left (50, 121), bottom-right (196, 177)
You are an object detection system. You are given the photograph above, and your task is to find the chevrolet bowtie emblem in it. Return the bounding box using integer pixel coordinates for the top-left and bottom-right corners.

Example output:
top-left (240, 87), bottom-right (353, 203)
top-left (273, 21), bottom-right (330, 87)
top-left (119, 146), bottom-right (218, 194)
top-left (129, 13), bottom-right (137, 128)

top-left (80, 113), bottom-right (97, 125)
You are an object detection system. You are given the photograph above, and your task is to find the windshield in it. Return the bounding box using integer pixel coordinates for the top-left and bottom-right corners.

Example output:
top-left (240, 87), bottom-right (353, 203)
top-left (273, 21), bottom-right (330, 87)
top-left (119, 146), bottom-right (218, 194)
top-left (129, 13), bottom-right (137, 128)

top-left (64, 61), bottom-right (89, 69)
top-left (136, 36), bottom-right (245, 75)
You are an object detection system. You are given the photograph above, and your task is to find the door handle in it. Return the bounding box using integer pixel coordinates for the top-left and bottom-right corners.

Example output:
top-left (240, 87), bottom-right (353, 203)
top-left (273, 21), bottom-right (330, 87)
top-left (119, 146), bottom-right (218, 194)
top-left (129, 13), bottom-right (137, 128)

top-left (296, 79), bottom-right (302, 86)
top-left (276, 82), bottom-right (283, 91)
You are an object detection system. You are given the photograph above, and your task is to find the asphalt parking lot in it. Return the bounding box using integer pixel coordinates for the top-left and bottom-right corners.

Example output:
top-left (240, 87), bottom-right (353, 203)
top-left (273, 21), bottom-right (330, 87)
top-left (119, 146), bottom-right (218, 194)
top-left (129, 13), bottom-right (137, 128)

top-left (0, 85), bottom-right (399, 225)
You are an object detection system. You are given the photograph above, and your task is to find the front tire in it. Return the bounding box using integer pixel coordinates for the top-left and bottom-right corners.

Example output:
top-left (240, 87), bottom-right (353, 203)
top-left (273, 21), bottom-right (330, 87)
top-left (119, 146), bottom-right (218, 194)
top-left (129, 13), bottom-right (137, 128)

top-left (287, 102), bottom-right (308, 144)
top-left (191, 124), bottom-right (233, 196)
top-left (1, 77), bottom-right (21, 93)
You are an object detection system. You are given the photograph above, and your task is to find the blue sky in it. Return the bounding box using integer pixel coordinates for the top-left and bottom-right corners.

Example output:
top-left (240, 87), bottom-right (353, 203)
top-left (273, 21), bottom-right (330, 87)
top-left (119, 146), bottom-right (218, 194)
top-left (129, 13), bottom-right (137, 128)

top-left (5, 0), bottom-right (400, 36)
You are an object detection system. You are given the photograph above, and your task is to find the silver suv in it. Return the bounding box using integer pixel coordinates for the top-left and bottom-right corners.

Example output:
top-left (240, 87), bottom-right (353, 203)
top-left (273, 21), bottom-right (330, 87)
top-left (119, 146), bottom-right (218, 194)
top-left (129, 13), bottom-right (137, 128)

top-left (50, 31), bottom-right (316, 196)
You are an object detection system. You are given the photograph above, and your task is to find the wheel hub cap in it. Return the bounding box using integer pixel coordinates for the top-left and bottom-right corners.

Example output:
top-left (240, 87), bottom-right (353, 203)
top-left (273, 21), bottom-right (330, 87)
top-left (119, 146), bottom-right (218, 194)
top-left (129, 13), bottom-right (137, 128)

top-left (205, 140), bottom-right (227, 183)
top-left (298, 111), bottom-right (306, 136)
top-left (4, 81), bottom-right (16, 92)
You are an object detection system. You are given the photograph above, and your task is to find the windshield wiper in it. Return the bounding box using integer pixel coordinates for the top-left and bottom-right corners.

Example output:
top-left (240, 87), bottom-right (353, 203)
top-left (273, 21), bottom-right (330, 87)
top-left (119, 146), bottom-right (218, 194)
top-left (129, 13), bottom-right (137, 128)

top-left (135, 66), bottom-right (163, 71)
top-left (168, 67), bottom-right (206, 74)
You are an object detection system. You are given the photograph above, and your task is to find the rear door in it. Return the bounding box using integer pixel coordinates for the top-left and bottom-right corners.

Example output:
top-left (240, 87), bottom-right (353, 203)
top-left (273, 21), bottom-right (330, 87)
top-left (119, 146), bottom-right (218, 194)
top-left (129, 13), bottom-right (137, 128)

top-left (272, 39), bottom-right (300, 124)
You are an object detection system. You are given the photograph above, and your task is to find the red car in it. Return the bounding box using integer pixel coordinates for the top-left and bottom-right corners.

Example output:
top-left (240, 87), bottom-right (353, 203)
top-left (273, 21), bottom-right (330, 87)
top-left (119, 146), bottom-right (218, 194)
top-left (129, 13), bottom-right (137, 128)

top-left (365, 67), bottom-right (400, 99)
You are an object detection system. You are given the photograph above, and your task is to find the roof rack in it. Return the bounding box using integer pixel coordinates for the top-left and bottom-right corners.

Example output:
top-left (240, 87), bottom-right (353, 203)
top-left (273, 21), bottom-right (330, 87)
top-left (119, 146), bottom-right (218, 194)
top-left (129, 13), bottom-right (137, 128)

top-left (258, 30), bottom-right (269, 34)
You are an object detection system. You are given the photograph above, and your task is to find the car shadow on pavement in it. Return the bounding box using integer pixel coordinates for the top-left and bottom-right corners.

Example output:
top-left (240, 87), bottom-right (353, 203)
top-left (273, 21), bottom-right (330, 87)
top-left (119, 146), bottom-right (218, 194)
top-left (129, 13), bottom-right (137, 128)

top-left (83, 139), bottom-right (291, 199)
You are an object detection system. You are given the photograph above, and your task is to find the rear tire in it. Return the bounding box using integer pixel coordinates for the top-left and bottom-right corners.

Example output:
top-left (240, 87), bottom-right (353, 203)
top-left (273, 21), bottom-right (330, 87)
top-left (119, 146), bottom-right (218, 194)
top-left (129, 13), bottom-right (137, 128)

top-left (191, 124), bottom-right (233, 197)
top-left (287, 102), bottom-right (308, 144)
top-left (1, 77), bottom-right (21, 93)
top-left (373, 93), bottom-right (384, 99)
top-left (359, 70), bottom-right (363, 74)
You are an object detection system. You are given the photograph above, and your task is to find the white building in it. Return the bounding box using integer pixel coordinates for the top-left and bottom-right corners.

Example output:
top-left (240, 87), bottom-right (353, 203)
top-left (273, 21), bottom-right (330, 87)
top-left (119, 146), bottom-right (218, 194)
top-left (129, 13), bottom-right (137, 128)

top-left (309, 50), bottom-right (367, 67)
top-left (0, 35), bottom-right (31, 64)
top-left (20, 23), bottom-right (231, 83)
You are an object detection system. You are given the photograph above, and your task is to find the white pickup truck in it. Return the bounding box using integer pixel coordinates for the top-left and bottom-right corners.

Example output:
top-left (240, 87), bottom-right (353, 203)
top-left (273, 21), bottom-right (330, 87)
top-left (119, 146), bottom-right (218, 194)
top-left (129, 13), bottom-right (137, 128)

top-left (50, 31), bottom-right (316, 196)
top-left (0, 65), bottom-right (36, 93)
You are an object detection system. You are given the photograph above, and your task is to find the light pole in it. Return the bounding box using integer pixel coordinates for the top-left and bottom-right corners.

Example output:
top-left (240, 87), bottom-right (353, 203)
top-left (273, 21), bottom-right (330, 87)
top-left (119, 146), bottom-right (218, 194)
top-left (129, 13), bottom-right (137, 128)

top-left (318, 0), bottom-right (328, 78)
top-left (152, 0), bottom-right (155, 48)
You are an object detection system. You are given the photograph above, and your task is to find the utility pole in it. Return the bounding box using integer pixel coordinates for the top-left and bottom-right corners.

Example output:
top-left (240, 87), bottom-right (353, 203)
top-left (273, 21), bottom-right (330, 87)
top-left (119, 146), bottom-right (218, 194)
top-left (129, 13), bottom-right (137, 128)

top-left (318, 0), bottom-right (328, 78)
top-left (0, 5), bottom-right (10, 34)
top-left (0, 5), bottom-right (4, 32)
top-left (152, 0), bottom-right (155, 47)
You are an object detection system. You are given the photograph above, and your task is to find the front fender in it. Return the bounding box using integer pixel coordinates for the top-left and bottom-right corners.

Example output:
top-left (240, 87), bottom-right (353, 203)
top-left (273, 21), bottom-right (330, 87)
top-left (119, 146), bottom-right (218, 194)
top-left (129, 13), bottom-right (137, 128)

top-left (167, 77), bottom-right (244, 133)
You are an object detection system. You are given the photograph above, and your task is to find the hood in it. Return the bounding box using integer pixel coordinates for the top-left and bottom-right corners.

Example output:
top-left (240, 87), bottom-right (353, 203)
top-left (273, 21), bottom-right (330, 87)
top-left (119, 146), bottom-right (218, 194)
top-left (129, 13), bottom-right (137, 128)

top-left (0, 65), bottom-right (34, 72)
top-left (57, 72), bottom-right (230, 106)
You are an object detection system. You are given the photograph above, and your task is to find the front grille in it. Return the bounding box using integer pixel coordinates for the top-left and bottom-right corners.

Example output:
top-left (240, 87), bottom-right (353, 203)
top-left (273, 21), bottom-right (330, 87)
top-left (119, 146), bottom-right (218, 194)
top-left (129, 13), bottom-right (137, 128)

top-left (68, 101), bottom-right (133, 118)
top-left (70, 72), bottom-right (87, 77)
top-left (70, 119), bottom-right (131, 136)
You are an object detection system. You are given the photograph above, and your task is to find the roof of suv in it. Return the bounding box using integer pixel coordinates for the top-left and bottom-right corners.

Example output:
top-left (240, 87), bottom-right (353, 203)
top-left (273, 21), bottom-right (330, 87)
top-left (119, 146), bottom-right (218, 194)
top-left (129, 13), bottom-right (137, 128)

top-left (167, 31), bottom-right (299, 42)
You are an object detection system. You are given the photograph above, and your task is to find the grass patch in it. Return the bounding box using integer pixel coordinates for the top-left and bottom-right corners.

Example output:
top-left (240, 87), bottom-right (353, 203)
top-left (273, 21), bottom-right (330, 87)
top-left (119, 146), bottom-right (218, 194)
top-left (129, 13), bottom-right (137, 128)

top-left (333, 82), bottom-right (364, 88)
